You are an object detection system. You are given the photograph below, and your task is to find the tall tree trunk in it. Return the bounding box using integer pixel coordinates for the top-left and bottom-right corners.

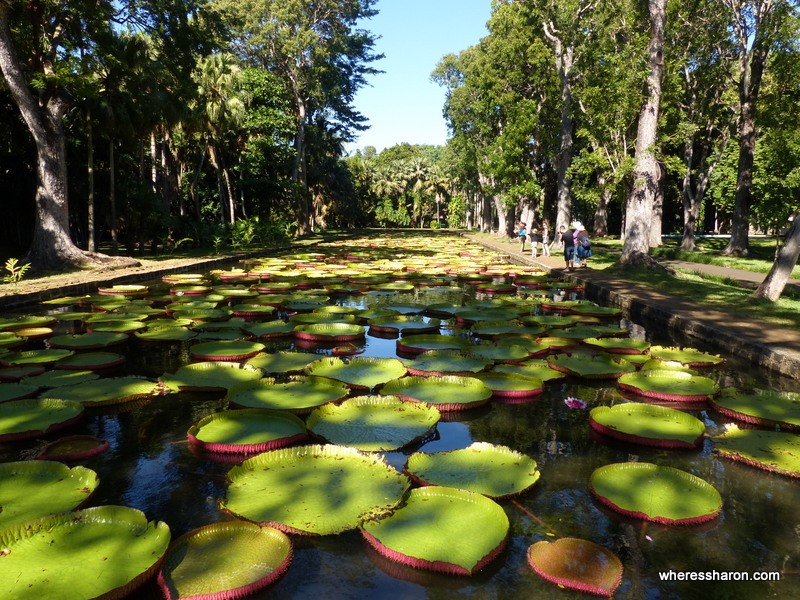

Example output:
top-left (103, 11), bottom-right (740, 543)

top-left (110, 139), bottom-right (118, 255)
top-left (207, 143), bottom-right (228, 224)
top-left (753, 211), bottom-right (800, 301)
top-left (291, 89), bottom-right (311, 234)
top-left (87, 111), bottom-right (95, 252)
top-left (649, 163), bottom-right (664, 248)
top-left (619, 0), bottom-right (667, 266)
top-left (593, 171), bottom-right (611, 237)
top-left (190, 146), bottom-right (207, 221)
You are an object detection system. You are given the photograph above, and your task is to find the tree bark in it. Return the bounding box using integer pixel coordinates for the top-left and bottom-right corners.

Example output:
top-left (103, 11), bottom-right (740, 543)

top-left (619, 0), bottom-right (667, 266)
top-left (753, 211), bottom-right (800, 301)
top-left (87, 111), bottom-right (95, 252)
top-left (593, 170), bottom-right (611, 237)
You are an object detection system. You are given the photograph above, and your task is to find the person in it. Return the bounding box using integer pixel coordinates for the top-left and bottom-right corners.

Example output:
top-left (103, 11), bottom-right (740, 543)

top-left (515, 221), bottom-right (528, 252)
top-left (540, 221), bottom-right (551, 256)
top-left (575, 224), bottom-right (592, 267)
top-left (560, 224), bottom-right (575, 270)
top-left (529, 227), bottom-right (543, 257)
top-left (571, 221), bottom-right (583, 266)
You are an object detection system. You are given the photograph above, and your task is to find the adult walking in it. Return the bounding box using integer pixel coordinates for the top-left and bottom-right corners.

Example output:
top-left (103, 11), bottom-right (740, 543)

top-left (560, 224), bottom-right (576, 271)
top-left (575, 224), bottom-right (592, 268)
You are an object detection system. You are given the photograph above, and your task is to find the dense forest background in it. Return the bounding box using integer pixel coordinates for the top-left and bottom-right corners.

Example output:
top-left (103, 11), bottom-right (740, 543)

top-left (0, 1), bottom-right (798, 267)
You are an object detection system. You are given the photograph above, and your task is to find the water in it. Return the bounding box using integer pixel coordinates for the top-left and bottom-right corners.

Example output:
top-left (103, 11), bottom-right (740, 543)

top-left (1, 268), bottom-right (798, 600)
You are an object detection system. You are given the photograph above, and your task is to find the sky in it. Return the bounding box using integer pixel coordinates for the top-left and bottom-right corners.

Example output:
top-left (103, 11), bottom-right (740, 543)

top-left (345, 0), bottom-right (492, 155)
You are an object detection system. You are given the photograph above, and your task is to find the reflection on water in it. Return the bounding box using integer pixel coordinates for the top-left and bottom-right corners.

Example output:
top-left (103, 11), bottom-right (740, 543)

top-left (3, 277), bottom-right (798, 600)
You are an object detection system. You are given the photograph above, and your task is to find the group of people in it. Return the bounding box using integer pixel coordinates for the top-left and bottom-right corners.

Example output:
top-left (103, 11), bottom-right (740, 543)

top-left (514, 221), bottom-right (551, 258)
top-left (514, 219), bottom-right (591, 270)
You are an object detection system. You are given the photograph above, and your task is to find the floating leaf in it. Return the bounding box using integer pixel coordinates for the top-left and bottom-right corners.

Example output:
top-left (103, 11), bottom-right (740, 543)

top-left (471, 372), bottom-right (544, 400)
top-left (711, 388), bottom-right (800, 431)
top-left (714, 424), bottom-right (800, 478)
top-left (361, 486), bottom-right (509, 575)
top-left (617, 369), bottom-right (718, 402)
top-left (47, 331), bottom-right (129, 350)
top-left (380, 375), bottom-right (492, 412)
top-left (527, 538), bottom-right (623, 597)
top-left (158, 522), bottom-right (292, 600)
top-left (0, 461), bottom-right (98, 528)
top-left (548, 353), bottom-right (635, 379)
top-left (226, 376), bottom-right (349, 413)
top-left (590, 403), bottom-right (705, 448)
top-left (493, 360), bottom-right (566, 382)
top-left (188, 409), bottom-right (308, 454)
top-left (396, 334), bottom-right (470, 355)
top-left (190, 340), bottom-right (266, 362)
top-left (0, 506), bottom-right (170, 600)
top-left (590, 462), bottom-right (722, 525)
top-left (222, 444), bottom-right (409, 535)
top-left (246, 351), bottom-right (322, 375)
top-left (403, 350), bottom-right (491, 377)
top-left (21, 369), bottom-right (99, 389)
top-left (0, 348), bottom-right (74, 366)
top-left (368, 315), bottom-right (441, 335)
top-left (135, 327), bottom-right (197, 343)
top-left (649, 345), bottom-right (724, 367)
top-left (307, 395), bottom-right (440, 451)
top-left (49, 376), bottom-right (161, 406)
top-left (0, 382), bottom-right (39, 402)
top-left (306, 356), bottom-right (407, 390)
top-left (406, 442), bottom-right (540, 498)
top-left (293, 322), bottom-right (366, 342)
top-left (162, 362), bottom-right (263, 393)
top-left (37, 435), bottom-right (110, 461)
top-left (0, 399), bottom-right (83, 442)
top-left (54, 351), bottom-right (126, 371)
top-left (582, 337), bottom-right (651, 355)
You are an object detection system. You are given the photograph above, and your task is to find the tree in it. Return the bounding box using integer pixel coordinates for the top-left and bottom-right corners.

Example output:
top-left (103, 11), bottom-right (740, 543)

top-left (619, 0), bottom-right (668, 265)
top-left (753, 211), bottom-right (800, 300)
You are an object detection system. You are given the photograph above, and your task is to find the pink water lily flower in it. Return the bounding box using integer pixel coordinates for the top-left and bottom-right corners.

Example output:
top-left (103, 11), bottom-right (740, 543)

top-left (564, 397), bottom-right (587, 410)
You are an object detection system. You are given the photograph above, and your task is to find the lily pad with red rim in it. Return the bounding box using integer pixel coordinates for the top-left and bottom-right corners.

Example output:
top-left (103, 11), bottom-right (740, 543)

top-left (492, 359), bottom-right (566, 382)
top-left (0, 505), bottom-right (170, 600)
top-left (162, 362), bottom-right (263, 392)
top-left (0, 382), bottom-right (40, 402)
top-left (54, 351), bottom-right (126, 371)
top-left (368, 315), bottom-right (441, 335)
top-left (470, 343), bottom-right (530, 364)
top-left (405, 442), bottom-right (540, 498)
top-left (243, 320), bottom-right (296, 339)
top-left (0, 315), bottom-right (57, 331)
top-left (226, 376), bottom-right (350, 413)
top-left (582, 337), bottom-right (651, 355)
top-left (221, 444), bottom-right (410, 535)
top-left (305, 356), bottom-right (407, 390)
top-left (589, 462), bottom-right (722, 525)
top-left (0, 348), bottom-right (75, 367)
top-left (0, 460), bottom-right (99, 528)
top-left (471, 372), bottom-right (545, 401)
top-left (396, 334), bottom-right (470, 356)
top-left (403, 350), bottom-right (492, 377)
top-left (246, 351), bottom-right (322, 375)
top-left (0, 398), bottom-right (84, 441)
top-left (360, 486), bottom-right (509, 575)
top-left (49, 376), bottom-right (162, 407)
top-left (47, 331), bottom-right (129, 350)
top-left (306, 395), bottom-right (440, 451)
top-left (188, 408), bottom-right (308, 454)
top-left (527, 537), bottom-right (623, 597)
top-left (21, 369), bottom-right (99, 389)
top-left (293, 322), bottom-right (366, 342)
top-left (589, 402), bottom-right (706, 448)
top-left (0, 365), bottom-right (47, 382)
top-left (648, 345), bottom-right (724, 367)
top-left (617, 369), bottom-right (718, 402)
top-left (158, 521), bottom-right (292, 600)
top-left (135, 327), bottom-right (197, 343)
top-left (190, 340), bottom-right (266, 362)
top-left (711, 388), bottom-right (800, 431)
top-left (37, 435), bottom-right (110, 461)
top-left (548, 353), bottom-right (636, 379)
top-left (714, 424), bottom-right (800, 478)
top-left (380, 375), bottom-right (492, 412)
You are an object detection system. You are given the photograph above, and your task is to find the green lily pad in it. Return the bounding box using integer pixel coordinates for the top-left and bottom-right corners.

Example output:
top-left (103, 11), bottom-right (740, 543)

top-left (519, 315), bottom-right (580, 329)
top-left (0, 399), bottom-right (83, 441)
top-left (47, 331), bottom-right (129, 350)
top-left (226, 376), bottom-right (349, 413)
top-left (162, 362), bottom-right (263, 392)
top-left (135, 327), bottom-right (197, 342)
top-left (583, 337), bottom-right (651, 355)
top-left (190, 340), bottom-right (266, 362)
top-left (0, 315), bottom-right (57, 331)
top-left (307, 395), bottom-right (440, 451)
top-left (157, 522), bottom-right (292, 599)
top-left (243, 320), bottom-right (296, 339)
top-left (288, 312), bottom-right (357, 325)
top-left (0, 461), bottom-right (99, 528)
top-left (369, 315), bottom-right (441, 335)
top-left (0, 365), bottom-right (47, 382)
top-left (617, 369), bottom-right (718, 402)
top-left (188, 409), bottom-right (308, 453)
top-left (0, 382), bottom-right (39, 402)
top-left (305, 356), bottom-right (407, 390)
top-left (590, 403), bottom-right (705, 448)
top-left (406, 442), bottom-right (540, 498)
top-left (50, 376), bottom-right (162, 406)
top-left (640, 359), bottom-right (696, 373)
top-left (649, 345), bottom-right (724, 367)
top-left (471, 372), bottom-right (545, 400)
top-left (222, 444), bottom-right (410, 535)
top-left (54, 351), bottom-right (126, 371)
top-left (396, 334), bottom-right (471, 355)
top-left (470, 343), bottom-right (530, 364)
top-left (711, 388), bottom-right (800, 431)
top-left (589, 462), bottom-right (722, 525)
top-left (548, 353), bottom-right (636, 379)
top-left (292, 322), bottom-right (366, 342)
top-left (171, 308), bottom-right (231, 323)
top-left (21, 369), bottom-right (99, 389)
top-left (470, 320), bottom-right (545, 339)
top-left (527, 537), bottom-right (623, 597)
top-left (0, 348), bottom-right (75, 366)
top-left (492, 360), bottom-right (566, 382)
top-left (37, 435), bottom-right (110, 461)
top-left (246, 351), bottom-right (322, 375)
top-left (570, 304), bottom-right (623, 318)
top-left (380, 375), bottom-right (492, 412)
top-left (361, 486), bottom-right (509, 575)
top-left (98, 284), bottom-right (148, 296)
top-left (0, 505), bottom-right (170, 600)
top-left (403, 350), bottom-right (492, 377)
top-left (0, 331), bottom-right (27, 348)
top-left (714, 424), bottom-right (800, 478)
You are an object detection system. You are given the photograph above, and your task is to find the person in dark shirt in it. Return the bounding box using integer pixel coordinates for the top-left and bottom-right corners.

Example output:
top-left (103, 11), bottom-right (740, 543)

top-left (560, 225), bottom-right (575, 270)
top-left (575, 225), bottom-right (592, 268)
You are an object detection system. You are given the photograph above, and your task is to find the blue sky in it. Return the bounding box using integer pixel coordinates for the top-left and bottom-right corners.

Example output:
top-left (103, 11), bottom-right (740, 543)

top-left (345, 0), bottom-right (492, 154)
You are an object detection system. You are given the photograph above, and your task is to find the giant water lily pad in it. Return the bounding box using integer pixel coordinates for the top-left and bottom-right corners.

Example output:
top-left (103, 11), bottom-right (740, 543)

top-left (648, 346), bottom-right (724, 367)
top-left (306, 356), bottom-right (407, 390)
top-left (21, 369), bottom-right (99, 389)
top-left (471, 372), bottom-right (544, 400)
top-left (163, 362), bottom-right (263, 392)
top-left (0, 382), bottom-right (39, 402)
top-left (582, 337), bottom-right (651, 355)
top-left (226, 376), bottom-right (349, 413)
top-left (288, 312), bottom-right (357, 325)
top-left (0, 398), bottom-right (83, 441)
top-left (396, 334), bottom-right (470, 355)
top-left (0, 315), bottom-right (57, 331)
top-left (590, 403), bottom-right (705, 448)
top-left (158, 521), bottom-right (292, 599)
top-left (0, 461), bottom-right (98, 528)
top-left (368, 315), bottom-right (441, 335)
top-left (246, 351), bottom-right (322, 375)
top-left (0, 505), bottom-right (170, 600)
top-left (361, 486), bottom-right (509, 575)
top-left (222, 444), bottom-right (409, 535)
top-left (0, 348), bottom-right (74, 366)
top-left (37, 435), bottom-right (110, 461)
top-left (380, 375), bottom-right (492, 412)
top-left (46, 331), bottom-right (128, 350)
top-left (589, 462), bottom-right (722, 525)
top-left (403, 350), bottom-right (492, 377)
top-left (714, 424), bottom-right (800, 478)
top-left (527, 537), bottom-right (623, 597)
top-left (190, 340), bottom-right (266, 362)
top-left (243, 320), bottom-right (296, 339)
top-left (470, 343), bottom-right (530, 364)
top-left (293, 322), bottom-right (366, 342)
top-left (548, 353), bottom-right (635, 379)
top-left (49, 376), bottom-right (161, 406)
top-left (55, 351), bottom-right (126, 371)
top-left (711, 388), bottom-right (800, 431)
top-left (406, 442), bottom-right (540, 498)
top-left (492, 360), bottom-right (566, 382)
top-left (188, 409), bottom-right (308, 453)
top-left (307, 395), bottom-right (440, 451)
top-left (617, 369), bottom-right (718, 402)
top-left (135, 327), bottom-right (197, 343)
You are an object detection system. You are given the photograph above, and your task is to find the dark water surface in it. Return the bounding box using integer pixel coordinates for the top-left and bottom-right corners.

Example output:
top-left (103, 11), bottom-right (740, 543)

top-left (2, 267), bottom-right (798, 600)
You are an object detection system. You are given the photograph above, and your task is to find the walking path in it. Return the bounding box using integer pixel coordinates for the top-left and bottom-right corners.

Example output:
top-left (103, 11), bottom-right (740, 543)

top-left (467, 233), bottom-right (800, 380)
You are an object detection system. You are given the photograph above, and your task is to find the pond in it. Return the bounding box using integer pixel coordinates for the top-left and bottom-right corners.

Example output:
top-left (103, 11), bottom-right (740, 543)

top-left (0, 233), bottom-right (797, 600)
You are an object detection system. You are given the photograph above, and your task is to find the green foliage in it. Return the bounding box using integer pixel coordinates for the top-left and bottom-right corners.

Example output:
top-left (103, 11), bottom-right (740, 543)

top-left (3, 258), bottom-right (31, 285)
top-left (447, 194), bottom-right (467, 228)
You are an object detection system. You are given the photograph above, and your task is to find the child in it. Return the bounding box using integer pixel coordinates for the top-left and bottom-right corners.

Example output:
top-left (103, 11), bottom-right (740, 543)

top-left (530, 228), bottom-right (543, 257)
top-left (541, 221), bottom-right (551, 256)
top-left (515, 222), bottom-right (528, 252)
